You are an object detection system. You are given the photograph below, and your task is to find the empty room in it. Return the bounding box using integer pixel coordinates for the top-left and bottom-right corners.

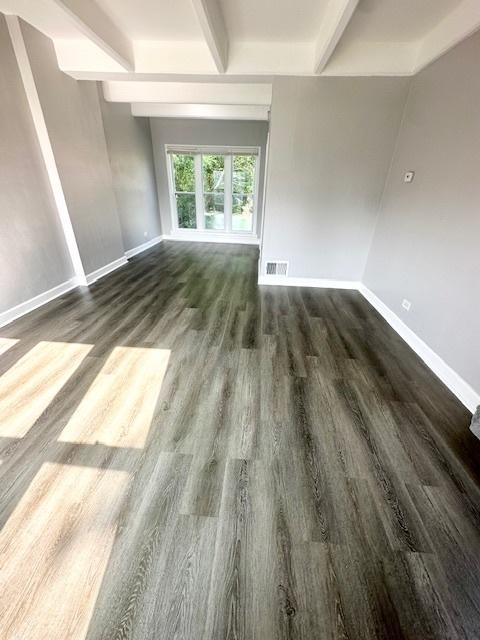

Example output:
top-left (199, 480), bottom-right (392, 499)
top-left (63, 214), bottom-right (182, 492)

top-left (1, 0), bottom-right (480, 638)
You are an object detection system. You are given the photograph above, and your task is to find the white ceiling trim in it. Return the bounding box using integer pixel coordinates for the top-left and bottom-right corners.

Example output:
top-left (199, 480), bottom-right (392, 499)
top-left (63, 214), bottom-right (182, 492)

top-left (190, 0), bottom-right (228, 73)
top-left (103, 81), bottom-right (272, 106)
top-left (134, 41), bottom-right (218, 74)
top-left (131, 103), bottom-right (269, 120)
top-left (314, 0), bottom-right (359, 73)
top-left (65, 72), bottom-right (275, 82)
top-left (2, 0), bottom-right (479, 78)
top-left (323, 41), bottom-right (416, 76)
top-left (0, 0), bottom-right (134, 71)
top-left (54, 39), bottom-right (128, 73)
top-left (228, 42), bottom-right (315, 75)
top-left (51, 0), bottom-right (134, 70)
top-left (414, 0), bottom-right (480, 73)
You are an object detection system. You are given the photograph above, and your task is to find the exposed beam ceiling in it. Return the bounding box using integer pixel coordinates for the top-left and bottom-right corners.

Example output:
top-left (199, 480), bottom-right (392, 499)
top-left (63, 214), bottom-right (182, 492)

top-left (313, 0), bottom-right (359, 74)
top-left (2, 0), bottom-right (480, 79)
top-left (51, 0), bottom-right (133, 70)
top-left (190, 0), bottom-right (228, 73)
top-left (414, 0), bottom-right (480, 72)
top-left (0, 0), bottom-right (134, 71)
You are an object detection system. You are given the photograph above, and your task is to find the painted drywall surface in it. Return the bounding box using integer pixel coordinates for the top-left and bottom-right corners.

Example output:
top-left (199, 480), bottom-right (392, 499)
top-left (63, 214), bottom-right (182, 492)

top-left (99, 92), bottom-right (162, 251)
top-left (0, 14), bottom-right (73, 313)
top-left (150, 118), bottom-right (269, 236)
top-left (20, 21), bottom-right (125, 275)
top-left (363, 32), bottom-right (480, 395)
top-left (261, 76), bottom-right (410, 280)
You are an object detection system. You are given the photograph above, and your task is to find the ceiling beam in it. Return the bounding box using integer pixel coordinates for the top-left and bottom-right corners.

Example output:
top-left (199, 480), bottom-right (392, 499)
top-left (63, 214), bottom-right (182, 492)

top-left (131, 103), bottom-right (269, 121)
top-left (51, 0), bottom-right (134, 70)
top-left (0, 0), bottom-right (134, 71)
top-left (313, 0), bottom-right (359, 74)
top-left (103, 81), bottom-right (272, 106)
top-left (190, 0), bottom-right (228, 73)
top-left (414, 0), bottom-right (480, 73)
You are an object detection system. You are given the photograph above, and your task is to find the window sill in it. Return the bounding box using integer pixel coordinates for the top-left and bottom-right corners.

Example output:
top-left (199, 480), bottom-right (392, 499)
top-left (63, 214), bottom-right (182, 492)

top-left (165, 230), bottom-right (260, 246)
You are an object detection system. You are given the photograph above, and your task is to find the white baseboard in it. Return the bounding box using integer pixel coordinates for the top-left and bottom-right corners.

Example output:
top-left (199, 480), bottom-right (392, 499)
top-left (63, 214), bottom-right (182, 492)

top-left (0, 278), bottom-right (78, 328)
top-left (85, 256), bottom-right (128, 285)
top-left (124, 235), bottom-right (163, 259)
top-left (359, 285), bottom-right (480, 414)
top-left (254, 273), bottom-right (478, 415)
top-left (165, 233), bottom-right (259, 246)
top-left (258, 275), bottom-right (361, 289)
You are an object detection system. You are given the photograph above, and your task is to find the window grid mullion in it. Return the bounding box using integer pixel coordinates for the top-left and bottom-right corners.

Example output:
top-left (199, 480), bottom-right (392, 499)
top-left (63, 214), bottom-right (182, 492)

top-left (194, 154), bottom-right (204, 230)
top-left (225, 155), bottom-right (232, 233)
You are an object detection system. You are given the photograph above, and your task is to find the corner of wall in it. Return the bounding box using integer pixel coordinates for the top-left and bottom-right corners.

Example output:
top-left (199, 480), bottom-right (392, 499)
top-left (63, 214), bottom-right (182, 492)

top-left (360, 77), bottom-right (415, 285)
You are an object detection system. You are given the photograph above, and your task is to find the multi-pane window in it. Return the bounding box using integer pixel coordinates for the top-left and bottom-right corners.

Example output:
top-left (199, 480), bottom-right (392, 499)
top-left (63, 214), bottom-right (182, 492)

top-left (202, 155), bottom-right (225, 230)
top-left (169, 147), bottom-right (258, 235)
top-left (172, 154), bottom-right (196, 229)
top-left (232, 155), bottom-right (255, 232)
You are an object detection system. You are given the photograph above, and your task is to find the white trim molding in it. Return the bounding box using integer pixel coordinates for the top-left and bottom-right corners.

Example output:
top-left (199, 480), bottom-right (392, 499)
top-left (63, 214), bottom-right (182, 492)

top-left (104, 81), bottom-right (272, 106)
top-left (166, 143), bottom-right (261, 244)
top-left (258, 275), bottom-right (361, 289)
top-left (255, 272), bottom-right (479, 414)
top-left (132, 103), bottom-right (270, 121)
top-left (124, 236), bottom-right (164, 259)
top-left (85, 257), bottom-right (128, 285)
top-left (359, 285), bottom-right (480, 414)
top-left (314, 0), bottom-right (360, 73)
top-left (190, 0), bottom-right (229, 73)
top-left (164, 233), bottom-right (259, 245)
top-left (0, 278), bottom-right (78, 328)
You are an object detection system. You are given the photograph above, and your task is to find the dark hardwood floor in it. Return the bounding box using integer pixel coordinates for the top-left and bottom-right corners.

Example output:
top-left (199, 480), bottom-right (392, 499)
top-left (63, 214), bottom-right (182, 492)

top-left (0, 241), bottom-right (479, 639)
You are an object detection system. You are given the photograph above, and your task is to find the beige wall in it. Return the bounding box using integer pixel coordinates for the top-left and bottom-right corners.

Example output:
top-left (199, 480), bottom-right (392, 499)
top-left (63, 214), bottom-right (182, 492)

top-left (261, 76), bottom-right (410, 280)
top-left (99, 92), bottom-right (162, 252)
top-left (20, 20), bottom-right (125, 276)
top-left (363, 32), bottom-right (480, 396)
top-left (0, 15), bottom-right (74, 313)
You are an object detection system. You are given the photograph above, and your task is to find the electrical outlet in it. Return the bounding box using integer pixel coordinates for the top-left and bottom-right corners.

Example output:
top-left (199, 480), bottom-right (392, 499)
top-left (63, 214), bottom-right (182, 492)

top-left (402, 299), bottom-right (411, 311)
top-left (144, 231), bottom-right (148, 238)
top-left (404, 171), bottom-right (415, 183)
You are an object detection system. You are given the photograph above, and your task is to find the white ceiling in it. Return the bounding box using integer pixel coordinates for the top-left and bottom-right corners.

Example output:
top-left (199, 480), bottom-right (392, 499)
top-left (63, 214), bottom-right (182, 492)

top-left (97, 0), bottom-right (204, 41)
top-left (341, 0), bottom-right (461, 43)
top-left (1, 0), bottom-right (479, 119)
top-left (220, 0), bottom-right (329, 43)
top-left (1, 0), bottom-right (477, 76)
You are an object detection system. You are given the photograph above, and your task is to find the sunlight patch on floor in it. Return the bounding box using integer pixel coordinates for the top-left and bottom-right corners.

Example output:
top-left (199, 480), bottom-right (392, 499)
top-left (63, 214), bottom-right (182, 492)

top-left (0, 345), bottom-right (171, 638)
top-left (0, 341), bottom-right (93, 438)
top-left (59, 346), bottom-right (171, 449)
top-left (0, 337), bottom-right (19, 357)
top-left (0, 461), bottom-right (130, 640)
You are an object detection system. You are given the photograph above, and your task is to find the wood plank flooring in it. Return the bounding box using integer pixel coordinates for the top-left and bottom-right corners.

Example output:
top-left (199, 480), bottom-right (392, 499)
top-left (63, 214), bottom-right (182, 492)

top-left (0, 241), bottom-right (480, 639)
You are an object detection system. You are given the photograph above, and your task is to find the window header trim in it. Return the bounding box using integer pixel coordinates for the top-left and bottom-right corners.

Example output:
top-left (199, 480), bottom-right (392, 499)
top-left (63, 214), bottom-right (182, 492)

top-left (166, 144), bottom-right (259, 157)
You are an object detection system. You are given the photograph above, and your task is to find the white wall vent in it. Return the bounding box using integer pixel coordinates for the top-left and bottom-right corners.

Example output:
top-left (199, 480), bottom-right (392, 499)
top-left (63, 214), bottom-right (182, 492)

top-left (265, 260), bottom-right (289, 276)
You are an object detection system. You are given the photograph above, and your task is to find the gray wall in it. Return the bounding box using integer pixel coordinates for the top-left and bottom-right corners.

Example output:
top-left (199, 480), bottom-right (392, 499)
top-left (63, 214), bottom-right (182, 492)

top-left (261, 76), bottom-right (410, 280)
top-left (0, 15), bottom-right (73, 313)
top-left (99, 93), bottom-right (162, 252)
top-left (364, 32), bottom-right (480, 395)
top-left (21, 21), bottom-right (125, 275)
top-left (150, 118), bottom-right (269, 236)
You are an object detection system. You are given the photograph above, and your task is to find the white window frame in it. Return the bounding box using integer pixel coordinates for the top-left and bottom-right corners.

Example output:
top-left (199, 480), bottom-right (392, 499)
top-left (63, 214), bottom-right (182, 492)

top-left (165, 144), bottom-right (260, 241)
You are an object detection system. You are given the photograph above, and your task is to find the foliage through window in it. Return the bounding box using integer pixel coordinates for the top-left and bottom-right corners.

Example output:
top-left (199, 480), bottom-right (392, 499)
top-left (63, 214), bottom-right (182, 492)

top-left (172, 154), bottom-right (196, 229)
top-left (169, 148), bottom-right (258, 236)
top-left (232, 155), bottom-right (255, 232)
top-left (202, 155), bottom-right (225, 230)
